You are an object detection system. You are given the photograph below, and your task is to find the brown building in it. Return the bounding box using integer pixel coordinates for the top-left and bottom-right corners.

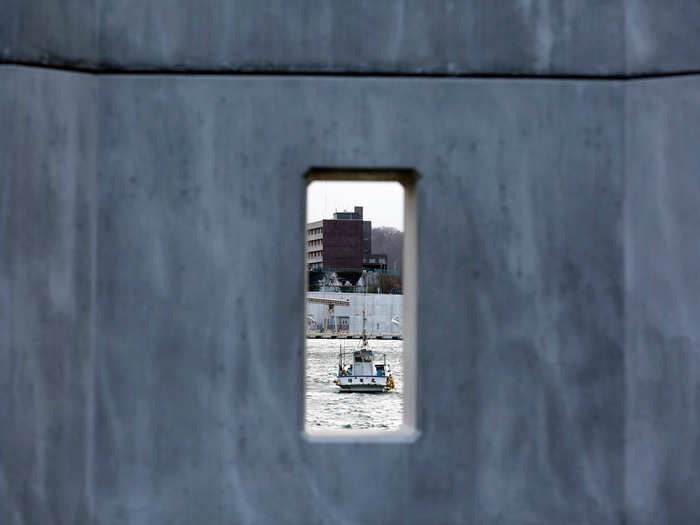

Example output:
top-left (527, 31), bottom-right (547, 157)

top-left (321, 218), bottom-right (363, 270)
top-left (306, 206), bottom-right (387, 272)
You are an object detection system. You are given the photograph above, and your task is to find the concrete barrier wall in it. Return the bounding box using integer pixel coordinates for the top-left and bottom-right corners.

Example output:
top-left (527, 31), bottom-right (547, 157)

top-left (0, 1), bottom-right (97, 68)
top-left (624, 77), bottom-right (700, 524)
top-left (625, 0), bottom-right (700, 74)
top-left (2, 2), bottom-right (700, 524)
top-left (2, 1), bottom-right (700, 75)
top-left (1, 66), bottom-right (97, 523)
top-left (306, 291), bottom-right (403, 334)
top-left (96, 0), bottom-right (625, 74)
top-left (100, 75), bottom-right (625, 524)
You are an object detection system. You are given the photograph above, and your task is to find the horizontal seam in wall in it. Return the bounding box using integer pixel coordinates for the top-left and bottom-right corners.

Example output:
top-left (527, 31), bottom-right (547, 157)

top-left (2, 60), bottom-right (700, 81)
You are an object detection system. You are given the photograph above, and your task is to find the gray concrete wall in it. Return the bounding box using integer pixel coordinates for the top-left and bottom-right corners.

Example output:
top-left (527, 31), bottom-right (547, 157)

top-left (0, 0), bottom-right (624, 74)
top-left (91, 76), bottom-right (625, 524)
top-left (96, 0), bottom-right (625, 75)
top-left (3, 2), bottom-right (700, 524)
top-left (0, 66), bottom-right (97, 524)
top-left (625, 0), bottom-right (700, 75)
top-left (625, 77), bottom-right (700, 524)
top-left (0, 1), bottom-right (97, 68)
top-left (3, 1), bottom-right (700, 75)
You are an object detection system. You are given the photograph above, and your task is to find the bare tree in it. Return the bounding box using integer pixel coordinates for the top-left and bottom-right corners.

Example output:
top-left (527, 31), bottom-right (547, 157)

top-left (377, 272), bottom-right (402, 293)
top-left (372, 226), bottom-right (404, 274)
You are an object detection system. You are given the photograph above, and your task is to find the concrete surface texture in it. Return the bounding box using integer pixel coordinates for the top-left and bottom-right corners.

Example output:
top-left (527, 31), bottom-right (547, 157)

top-left (4, 69), bottom-right (629, 525)
top-left (1, 67), bottom-right (97, 524)
top-left (625, 0), bottom-right (700, 74)
top-left (624, 77), bottom-right (700, 524)
top-left (1, 0), bottom-right (699, 75)
top-left (0, 0), bottom-right (98, 68)
top-left (2, 2), bottom-right (700, 525)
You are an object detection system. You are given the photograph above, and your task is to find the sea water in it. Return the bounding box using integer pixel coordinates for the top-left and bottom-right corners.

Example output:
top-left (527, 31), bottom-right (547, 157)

top-left (305, 339), bottom-right (404, 431)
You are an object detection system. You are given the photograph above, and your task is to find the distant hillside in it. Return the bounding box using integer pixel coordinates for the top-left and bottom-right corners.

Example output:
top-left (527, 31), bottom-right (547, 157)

top-left (372, 226), bottom-right (403, 273)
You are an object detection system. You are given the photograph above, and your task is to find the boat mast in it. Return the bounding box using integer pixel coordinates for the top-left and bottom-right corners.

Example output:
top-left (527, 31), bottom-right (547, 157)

top-left (362, 307), bottom-right (367, 346)
top-left (361, 270), bottom-right (368, 347)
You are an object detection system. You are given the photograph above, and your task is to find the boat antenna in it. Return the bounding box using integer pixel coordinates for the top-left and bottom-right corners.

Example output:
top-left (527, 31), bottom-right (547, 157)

top-left (362, 307), bottom-right (367, 346)
top-left (362, 269), bottom-right (368, 345)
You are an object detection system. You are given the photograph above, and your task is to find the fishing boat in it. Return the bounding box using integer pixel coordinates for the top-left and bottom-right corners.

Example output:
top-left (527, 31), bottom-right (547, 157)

top-left (333, 308), bottom-right (395, 393)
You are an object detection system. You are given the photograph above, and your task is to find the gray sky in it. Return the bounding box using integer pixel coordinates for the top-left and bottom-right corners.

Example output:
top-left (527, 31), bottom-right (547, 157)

top-left (306, 181), bottom-right (404, 230)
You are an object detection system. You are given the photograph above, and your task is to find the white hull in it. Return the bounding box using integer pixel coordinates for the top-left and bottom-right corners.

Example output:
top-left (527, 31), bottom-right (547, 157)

top-left (339, 384), bottom-right (387, 392)
top-left (335, 375), bottom-right (393, 392)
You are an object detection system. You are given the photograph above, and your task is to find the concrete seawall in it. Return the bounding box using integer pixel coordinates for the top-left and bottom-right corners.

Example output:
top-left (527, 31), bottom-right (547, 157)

top-left (306, 291), bottom-right (403, 335)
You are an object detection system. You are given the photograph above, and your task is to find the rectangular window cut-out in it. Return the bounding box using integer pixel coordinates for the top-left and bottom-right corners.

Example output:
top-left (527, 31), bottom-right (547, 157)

top-left (303, 169), bottom-right (418, 441)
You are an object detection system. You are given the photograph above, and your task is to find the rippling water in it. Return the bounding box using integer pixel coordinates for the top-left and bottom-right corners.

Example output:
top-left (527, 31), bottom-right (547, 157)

top-left (305, 339), bottom-right (404, 431)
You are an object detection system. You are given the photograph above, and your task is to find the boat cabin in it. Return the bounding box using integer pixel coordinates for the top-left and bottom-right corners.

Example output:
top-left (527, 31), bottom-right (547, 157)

top-left (375, 363), bottom-right (388, 376)
top-left (352, 349), bottom-right (375, 376)
top-left (354, 349), bottom-right (373, 362)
